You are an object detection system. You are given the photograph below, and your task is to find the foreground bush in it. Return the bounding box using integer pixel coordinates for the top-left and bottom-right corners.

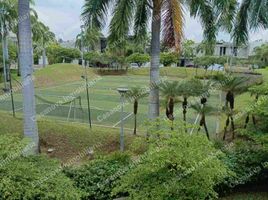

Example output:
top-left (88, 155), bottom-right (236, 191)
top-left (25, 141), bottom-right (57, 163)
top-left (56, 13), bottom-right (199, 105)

top-left (64, 153), bottom-right (131, 200)
top-left (113, 132), bottom-right (230, 200)
top-left (0, 135), bottom-right (82, 200)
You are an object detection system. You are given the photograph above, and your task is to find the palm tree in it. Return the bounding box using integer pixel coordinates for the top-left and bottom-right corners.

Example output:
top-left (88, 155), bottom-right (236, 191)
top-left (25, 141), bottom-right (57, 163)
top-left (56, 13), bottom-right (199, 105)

top-left (178, 78), bottom-right (205, 123)
top-left (32, 19), bottom-right (55, 68)
top-left (191, 103), bottom-right (214, 140)
top-left (82, 0), bottom-right (236, 119)
top-left (18, 0), bottom-right (39, 154)
top-left (75, 27), bottom-right (102, 52)
top-left (244, 83), bottom-right (268, 128)
top-left (214, 74), bottom-right (247, 140)
top-left (233, 0), bottom-right (268, 45)
top-left (159, 81), bottom-right (179, 130)
top-left (126, 87), bottom-right (148, 135)
top-left (0, 0), bottom-right (17, 90)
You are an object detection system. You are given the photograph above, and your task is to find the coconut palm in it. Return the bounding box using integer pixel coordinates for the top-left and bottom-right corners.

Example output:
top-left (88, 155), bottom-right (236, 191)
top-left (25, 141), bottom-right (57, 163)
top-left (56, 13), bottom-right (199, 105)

top-left (32, 18), bottom-right (55, 68)
top-left (82, 0), bottom-right (237, 119)
top-left (0, 0), bottom-right (17, 90)
top-left (75, 27), bottom-right (102, 52)
top-left (159, 81), bottom-right (179, 130)
top-left (233, 0), bottom-right (268, 45)
top-left (18, 0), bottom-right (39, 154)
top-left (126, 87), bottom-right (148, 135)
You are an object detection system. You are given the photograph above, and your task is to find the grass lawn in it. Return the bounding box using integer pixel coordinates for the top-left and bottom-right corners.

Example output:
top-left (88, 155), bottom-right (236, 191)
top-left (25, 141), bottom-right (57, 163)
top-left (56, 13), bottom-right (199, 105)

top-left (0, 111), bottom-right (145, 163)
top-left (0, 64), bottom-right (266, 138)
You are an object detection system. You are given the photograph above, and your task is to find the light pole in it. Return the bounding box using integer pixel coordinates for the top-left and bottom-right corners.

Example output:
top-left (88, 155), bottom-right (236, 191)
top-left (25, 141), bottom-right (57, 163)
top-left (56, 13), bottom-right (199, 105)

top-left (117, 87), bottom-right (129, 151)
top-left (81, 25), bottom-right (92, 128)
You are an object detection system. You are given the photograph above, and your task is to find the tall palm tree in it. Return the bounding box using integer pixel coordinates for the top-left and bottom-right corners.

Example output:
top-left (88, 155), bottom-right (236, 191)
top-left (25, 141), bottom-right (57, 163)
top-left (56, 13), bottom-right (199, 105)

top-left (0, 0), bottom-right (17, 90)
top-left (32, 19), bottom-right (55, 68)
top-left (159, 81), bottom-right (179, 130)
top-left (126, 87), bottom-right (148, 135)
top-left (75, 27), bottom-right (102, 52)
top-left (18, 0), bottom-right (39, 154)
top-left (82, 0), bottom-right (236, 119)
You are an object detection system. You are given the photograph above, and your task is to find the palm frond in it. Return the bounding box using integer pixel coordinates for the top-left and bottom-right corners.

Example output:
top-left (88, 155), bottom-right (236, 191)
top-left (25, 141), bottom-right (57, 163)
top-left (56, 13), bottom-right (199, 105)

top-left (81, 0), bottom-right (111, 29)
top-left (162, 0), bottom-right (184, 52)
top-left (133, 0), bottom-right (151, 41)
top-left (108, 0), bottom-right (135, 45)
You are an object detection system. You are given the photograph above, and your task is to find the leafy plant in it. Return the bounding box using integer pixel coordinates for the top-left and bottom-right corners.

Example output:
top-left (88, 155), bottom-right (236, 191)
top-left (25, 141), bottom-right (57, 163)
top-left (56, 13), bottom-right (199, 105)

top-left (160, 52), bottom-right (179, 66)
top-left (113, 131), bottom-right (230, 200)
top-left (126, 53), bottom-right (150, 67)
top-left (64, 153), bottom-right (131, 200)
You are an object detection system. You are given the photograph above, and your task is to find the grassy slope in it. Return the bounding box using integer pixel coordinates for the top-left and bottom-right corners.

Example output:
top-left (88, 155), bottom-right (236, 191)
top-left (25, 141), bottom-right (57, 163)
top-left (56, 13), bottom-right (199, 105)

top-left (0, 111), bottom-right (141, 163)
top-left (33, 63), bottom-right (95, 88)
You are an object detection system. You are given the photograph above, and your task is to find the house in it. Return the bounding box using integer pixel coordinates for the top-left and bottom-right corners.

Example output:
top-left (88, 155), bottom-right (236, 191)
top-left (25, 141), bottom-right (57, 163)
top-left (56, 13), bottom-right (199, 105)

top-left (196, 41), bottom-right (248, 58)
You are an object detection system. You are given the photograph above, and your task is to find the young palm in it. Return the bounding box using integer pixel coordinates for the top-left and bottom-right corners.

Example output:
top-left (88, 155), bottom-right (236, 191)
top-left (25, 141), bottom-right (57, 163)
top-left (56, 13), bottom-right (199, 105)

top-left (191, 103), bottom-right (214, 140)
top-left (82, 0), bottom-right (236, 119)
top-left (18, 0), bottom-right (39, 154)
top-left (126, 87), bottom-right (148, 135)
top-left (245, 83), bottom-right (268, 128)
top-left (214, 74), bottom-right (247, 140)
top-left (159, 81), bottom-right (179, 130)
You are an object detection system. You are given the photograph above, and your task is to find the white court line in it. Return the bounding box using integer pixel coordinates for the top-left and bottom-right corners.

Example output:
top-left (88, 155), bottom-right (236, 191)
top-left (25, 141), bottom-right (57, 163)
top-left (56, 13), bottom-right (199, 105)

top-left (112, 113), bottom-right (133, 127)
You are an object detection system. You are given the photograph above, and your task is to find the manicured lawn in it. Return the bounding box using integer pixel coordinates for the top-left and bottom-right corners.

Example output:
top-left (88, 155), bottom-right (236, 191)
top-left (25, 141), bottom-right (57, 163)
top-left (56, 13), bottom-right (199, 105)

top-left (0, 64), bottom-right (266, 137)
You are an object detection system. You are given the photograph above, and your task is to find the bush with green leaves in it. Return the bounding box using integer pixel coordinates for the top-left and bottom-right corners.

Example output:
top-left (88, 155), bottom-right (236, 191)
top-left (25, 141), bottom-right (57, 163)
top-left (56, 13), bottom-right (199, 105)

top-left (217, 134), bottom-right (268, 194)
top-left (0, 135), bottom-right (82, 200)
top-left (113, 131), bottom-right (230, 200)
top-left (64, 152), bottom-right (131, 200)
top-left (160, 52), bottom-right (179, 66)
top-left (126, 53), bottom-right (150, 67)
top-left (46, 44), bottom-right (81, 64)
top-left (194, 56), bottom-right (228, 68)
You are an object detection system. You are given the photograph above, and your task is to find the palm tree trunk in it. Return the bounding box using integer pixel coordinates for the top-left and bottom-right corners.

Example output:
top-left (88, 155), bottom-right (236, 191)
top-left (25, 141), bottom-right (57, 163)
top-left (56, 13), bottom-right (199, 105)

top-left (18, 0), bottom-right (39, 155)
top-left (223, 116), bottom-right (230, 140)
top-left (149, 2), bottom-right (161, 119)
top-left (134, 114), bottom-right (137, 135)
top-left (42, 47), bottom-right (46, 68)
top-left (134, 100), bottom-right (138, 135)
top-left (3, 35), bottom-right (10, 89)
top-left (16, 33), bottom-right (21, 76)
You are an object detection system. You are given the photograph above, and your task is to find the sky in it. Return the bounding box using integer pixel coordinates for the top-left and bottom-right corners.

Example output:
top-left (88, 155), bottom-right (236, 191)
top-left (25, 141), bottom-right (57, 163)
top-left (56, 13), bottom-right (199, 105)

top-left (34, 0), bottom-right (268, 43)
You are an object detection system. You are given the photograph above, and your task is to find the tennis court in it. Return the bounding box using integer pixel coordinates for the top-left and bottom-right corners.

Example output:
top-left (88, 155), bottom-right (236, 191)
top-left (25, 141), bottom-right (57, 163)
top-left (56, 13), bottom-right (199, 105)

top-left (0, 74), bottom-right (220, 133)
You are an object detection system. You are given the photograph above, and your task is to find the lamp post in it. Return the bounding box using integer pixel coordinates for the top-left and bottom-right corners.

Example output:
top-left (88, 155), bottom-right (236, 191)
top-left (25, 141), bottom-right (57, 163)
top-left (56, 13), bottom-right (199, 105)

top-left (81, 25), bottom-right (92, 128)
top-left (117, 87), bottom-right (129, 151)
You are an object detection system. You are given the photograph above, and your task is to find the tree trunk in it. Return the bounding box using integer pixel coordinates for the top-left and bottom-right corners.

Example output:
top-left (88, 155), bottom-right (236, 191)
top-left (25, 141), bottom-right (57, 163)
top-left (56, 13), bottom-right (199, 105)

top-left (134, 100), bottom-right (138, 135)
top-left (3, 35), bottom-right (10, 88)
top-left (18, 0), bottom-right (39, 155)
top-left (134, 114), bottom-right (137, 135)
top-left (149, 2), bottom-right (161, 119)
top-left (42, 47), bottom-right (46, 68)
top-left (1, 26), bottom-right (8, 90)
top-left (16, 32), bottom-right (21, 76)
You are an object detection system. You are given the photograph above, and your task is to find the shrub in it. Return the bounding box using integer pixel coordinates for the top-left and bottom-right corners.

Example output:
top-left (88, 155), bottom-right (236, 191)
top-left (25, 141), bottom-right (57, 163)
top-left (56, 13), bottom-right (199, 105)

top-left (160, 52), bottom-right (179, 66)
top-left (218, 136), bottom-right (268, 194)
top-left (46, 44), bottom-right (81, 64)
top-left (126, 53), bottom-right (150, 67)
top-left (0, 135), bottom-right (82, 200)
top-left (113, 132), bottom-right (230, 200)
top-left (64, 152), bottom-right (131, 200)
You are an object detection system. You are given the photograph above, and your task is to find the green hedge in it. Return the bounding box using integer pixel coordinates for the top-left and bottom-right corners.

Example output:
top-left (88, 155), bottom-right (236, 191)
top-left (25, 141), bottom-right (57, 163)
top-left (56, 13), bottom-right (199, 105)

top-left (0, 135), bottom-right (82, 200)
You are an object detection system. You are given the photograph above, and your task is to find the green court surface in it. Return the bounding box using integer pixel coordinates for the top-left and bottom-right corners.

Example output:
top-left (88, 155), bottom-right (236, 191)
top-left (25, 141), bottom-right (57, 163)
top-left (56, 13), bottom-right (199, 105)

top-left (0, 74), bottom-right (222, 135)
